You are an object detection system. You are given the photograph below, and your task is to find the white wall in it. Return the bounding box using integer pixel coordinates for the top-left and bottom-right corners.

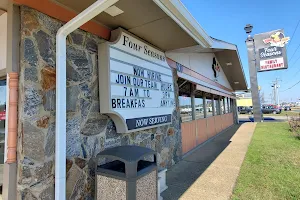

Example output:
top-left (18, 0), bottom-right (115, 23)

top-left (0, 13), bottom-right (7, 71)
top-left (166, 52), bottom-right (232, 90)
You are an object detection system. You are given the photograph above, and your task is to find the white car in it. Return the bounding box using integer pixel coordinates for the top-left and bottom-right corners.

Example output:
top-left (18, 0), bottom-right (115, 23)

top-left (180, 107), bottom-right (192, 114)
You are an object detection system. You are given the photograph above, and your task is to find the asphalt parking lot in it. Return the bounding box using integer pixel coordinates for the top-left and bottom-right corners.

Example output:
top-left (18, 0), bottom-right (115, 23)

top-left (238, 114), bottom-right (289, 123)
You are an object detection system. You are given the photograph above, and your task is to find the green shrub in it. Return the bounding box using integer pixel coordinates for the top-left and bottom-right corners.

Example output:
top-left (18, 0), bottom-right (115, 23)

top-left (288, 114), bottom-right (300, 140)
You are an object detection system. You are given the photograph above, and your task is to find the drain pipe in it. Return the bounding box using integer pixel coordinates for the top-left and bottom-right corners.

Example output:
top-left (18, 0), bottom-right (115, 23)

top-left (55, 0), bottom-right (118, 199)
top-left (6, 73), bottom-right (18, 163)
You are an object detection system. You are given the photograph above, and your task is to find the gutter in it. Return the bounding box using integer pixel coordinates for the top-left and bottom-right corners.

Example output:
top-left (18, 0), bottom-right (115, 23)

top-left (55, 0), bottom-right (118, 199)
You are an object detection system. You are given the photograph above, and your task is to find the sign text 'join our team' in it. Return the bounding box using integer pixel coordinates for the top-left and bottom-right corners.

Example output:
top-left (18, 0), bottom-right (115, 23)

top-left (98, 28), bottom-right (175, 133)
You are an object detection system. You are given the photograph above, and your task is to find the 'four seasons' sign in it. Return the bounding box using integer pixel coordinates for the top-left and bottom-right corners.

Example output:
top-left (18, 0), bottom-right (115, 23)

top-left (98, 28), bottom-right (175, 133)
top-left (254, 29), bottom-right (289, 72)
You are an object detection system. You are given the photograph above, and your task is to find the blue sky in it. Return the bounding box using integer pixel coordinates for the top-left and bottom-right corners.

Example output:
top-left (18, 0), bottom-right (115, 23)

top-left (181, 0), bottom-right (300, 103)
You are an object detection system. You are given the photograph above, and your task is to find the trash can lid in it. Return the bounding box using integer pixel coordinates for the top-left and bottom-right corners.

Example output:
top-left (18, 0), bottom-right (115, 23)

top-left (97, 145), bottom-right (155, 163)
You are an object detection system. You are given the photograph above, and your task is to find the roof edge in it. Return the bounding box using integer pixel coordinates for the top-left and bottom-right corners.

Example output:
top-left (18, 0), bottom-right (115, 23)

top-left (211, 37), bottom-right (237, 50)
top-left (233, 45), bottom-right (249, 89)
top-left (153, 0), bottom-right (213, 48)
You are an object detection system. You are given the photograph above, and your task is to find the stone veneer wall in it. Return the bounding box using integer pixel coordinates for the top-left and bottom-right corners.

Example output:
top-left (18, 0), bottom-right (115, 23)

top-left (17, 6), bottom-right (182, 199)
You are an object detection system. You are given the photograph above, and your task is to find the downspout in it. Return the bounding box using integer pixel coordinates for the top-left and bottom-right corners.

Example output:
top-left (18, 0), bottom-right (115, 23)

top-left (55, 0), bottom-right (118, 199)
top-left (6, 72), bottom-right (18, 163)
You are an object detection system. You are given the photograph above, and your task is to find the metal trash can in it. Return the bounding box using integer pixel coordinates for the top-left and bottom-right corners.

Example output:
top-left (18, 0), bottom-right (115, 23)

top-left (95, 145), bottom-right (157, 200)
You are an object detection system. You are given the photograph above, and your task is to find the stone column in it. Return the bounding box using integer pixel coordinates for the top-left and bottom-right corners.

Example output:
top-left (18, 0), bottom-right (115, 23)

top-left (212, 95), bottom-right (215, 116)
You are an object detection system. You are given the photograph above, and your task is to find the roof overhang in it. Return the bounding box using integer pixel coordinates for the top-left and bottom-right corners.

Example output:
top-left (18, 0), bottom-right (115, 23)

top-left (154, 0), bottom-right (213, 48)
top-left (167, 38), bottom-right (248, 91)
top-left (13, 0), bottom-right (246, 91)
top-left (50, 0), bottom-right (213, 51)
top-left (214, 49), bottom-right (248, 91)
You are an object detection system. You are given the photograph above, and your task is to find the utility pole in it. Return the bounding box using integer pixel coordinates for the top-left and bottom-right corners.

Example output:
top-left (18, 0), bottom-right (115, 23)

top-left (271, 84), bottom-right (275, 104)
top-left (271, 78), bottom-right (281, 106)
top-left (269, 93), bottom-right (273, 104)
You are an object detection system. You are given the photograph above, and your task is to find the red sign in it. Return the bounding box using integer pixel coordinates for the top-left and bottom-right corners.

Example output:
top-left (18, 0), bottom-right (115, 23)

top-left (0, 111), bottom-right (6, 120)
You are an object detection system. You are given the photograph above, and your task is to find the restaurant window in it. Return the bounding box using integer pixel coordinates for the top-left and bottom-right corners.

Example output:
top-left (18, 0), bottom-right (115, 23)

top-left (179, 95), bottom-right (192, 122)
top-left (178, 79), bottom-right (193, 122)
top-left (0, 79), bottom-right (6, 166)
top-left (206, 98), bottom-right (213, 117)
top-left (195, 97), bottom-right (204, 119)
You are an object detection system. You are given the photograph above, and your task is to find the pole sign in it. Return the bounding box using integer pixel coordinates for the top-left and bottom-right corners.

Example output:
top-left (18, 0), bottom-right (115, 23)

top-left (98, 28), bottom-right (175, 133)
top-left (254, 29), bottom-right (290, 72)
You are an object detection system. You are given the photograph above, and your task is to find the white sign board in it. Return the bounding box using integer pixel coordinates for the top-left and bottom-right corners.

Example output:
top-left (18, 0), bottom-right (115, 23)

top-left (99, 28), bottom-right (175, 133)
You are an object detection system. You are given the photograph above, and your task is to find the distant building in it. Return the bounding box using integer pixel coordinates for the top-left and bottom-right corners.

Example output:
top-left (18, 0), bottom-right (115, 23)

top-left (236, 93), bottom-right (253, 106)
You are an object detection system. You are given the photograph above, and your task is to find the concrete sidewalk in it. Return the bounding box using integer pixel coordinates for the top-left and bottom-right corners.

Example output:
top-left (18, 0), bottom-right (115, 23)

top-left (161, 123), bottom-right (257, 200)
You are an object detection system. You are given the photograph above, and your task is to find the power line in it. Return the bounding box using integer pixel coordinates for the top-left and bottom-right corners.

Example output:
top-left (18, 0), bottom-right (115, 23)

top-left (280, 52), bottom-right (300, 78)
top-left (279, 20), bottom-right (300, 77)
top-left (288, 43), bottom-right (300, 62)
top-left (280, 80), bottom-right (300, 92)
top-left (291, 53), bottom-right (300, 66)
top-left (271, 19), bottom-right (300, 79)
top-left (287, 19), bottom-right (300, 50)
top-left (282, 66), bottom-right (300, 85)
top-left (294, 68), bottom-right (300, 76)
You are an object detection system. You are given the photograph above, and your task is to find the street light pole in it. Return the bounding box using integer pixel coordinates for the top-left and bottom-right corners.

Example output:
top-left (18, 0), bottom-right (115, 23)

top-left (244, 24), bottom-right (262, 122)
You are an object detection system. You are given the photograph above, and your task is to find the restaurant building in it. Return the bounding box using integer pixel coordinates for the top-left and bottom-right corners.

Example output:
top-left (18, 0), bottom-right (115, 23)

top-left (0, 0), bottom-right (247, 199)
